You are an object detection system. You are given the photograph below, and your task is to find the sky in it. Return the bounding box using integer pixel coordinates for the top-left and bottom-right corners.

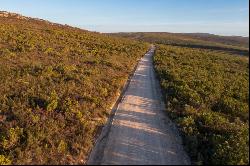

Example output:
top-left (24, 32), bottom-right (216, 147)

top-left (0, 0), bottom-right (249, 36)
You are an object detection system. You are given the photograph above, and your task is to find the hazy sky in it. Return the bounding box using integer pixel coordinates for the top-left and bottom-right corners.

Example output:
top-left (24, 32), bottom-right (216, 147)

top-left (0, 0), bottom-right (249, 36)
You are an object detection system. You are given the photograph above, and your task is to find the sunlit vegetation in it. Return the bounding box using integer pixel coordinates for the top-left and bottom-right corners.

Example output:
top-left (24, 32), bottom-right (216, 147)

top-left (109, 32), bottom-right (249, 56)
top-left (153, 44), bottom-right (249, 165)
top-left (0, 15), bottom-right (149, 164)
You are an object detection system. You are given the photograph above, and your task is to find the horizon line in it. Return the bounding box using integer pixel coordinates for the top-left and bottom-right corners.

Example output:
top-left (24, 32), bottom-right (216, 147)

top-left (1, 10), bottom-right (249, 38)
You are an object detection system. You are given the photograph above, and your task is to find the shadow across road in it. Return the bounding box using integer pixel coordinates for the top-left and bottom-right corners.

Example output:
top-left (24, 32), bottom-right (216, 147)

top-left (90, 47), bottom-right (190, 165)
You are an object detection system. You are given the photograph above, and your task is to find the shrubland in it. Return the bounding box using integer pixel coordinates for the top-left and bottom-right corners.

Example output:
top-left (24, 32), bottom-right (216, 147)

top-left (1, 11), bottom-right (249, 165)
top-left (153, 44), bottom-right (249, 165)
top-left (109, 32), bottom-right (249, 56)
top-left (0, 13), bottom-right (149, 164)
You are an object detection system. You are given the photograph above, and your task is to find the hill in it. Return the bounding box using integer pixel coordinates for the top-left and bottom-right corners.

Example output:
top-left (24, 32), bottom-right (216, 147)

top-left (108, 32), bottom-right (249, 56)
top-left (109, 31), bottom-right (249, 164)
top-left (0, 11), bottom-right (149, 164)
top-left (0, 11), bottom-right (249, 165)
top-left (182, 33), bottom-right (249, 48)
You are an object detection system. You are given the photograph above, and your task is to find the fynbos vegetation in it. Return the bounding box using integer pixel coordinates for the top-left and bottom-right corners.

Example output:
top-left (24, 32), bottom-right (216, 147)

top-left (154, 44), bottom-right (249, 165)
top-left (0, 11), bottom-right (248, 165)
top-left (0, 14), bottom-right (149, 164)
top-left (109, 32), bottom-right (249, 56)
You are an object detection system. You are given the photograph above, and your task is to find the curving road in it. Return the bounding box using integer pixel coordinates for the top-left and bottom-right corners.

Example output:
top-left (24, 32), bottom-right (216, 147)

top-left (88, 46), bottom-right (190, 165)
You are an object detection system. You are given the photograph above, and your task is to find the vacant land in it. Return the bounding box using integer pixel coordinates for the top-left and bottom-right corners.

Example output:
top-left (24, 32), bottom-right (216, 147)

top-left (0, 13), bottom-right (149, 164)
top-left (154, 44), bottom-right (249, 165)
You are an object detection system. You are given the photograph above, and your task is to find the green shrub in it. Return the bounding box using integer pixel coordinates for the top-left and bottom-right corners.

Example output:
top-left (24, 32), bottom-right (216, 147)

top-left (154, 44), bottom-right (249, 165)
top-left (0, 155), bottom-right (11, 165)
top-left (0, 16), bottom-right (149, 164)
top-left (1, 127), bottom-right (23, 150)
top-left (46, 90), bottom-right (59, 112)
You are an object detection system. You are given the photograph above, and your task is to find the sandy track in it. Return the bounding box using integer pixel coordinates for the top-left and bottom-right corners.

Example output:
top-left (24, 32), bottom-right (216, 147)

top-left (88, 47), bottom-right (190, 165)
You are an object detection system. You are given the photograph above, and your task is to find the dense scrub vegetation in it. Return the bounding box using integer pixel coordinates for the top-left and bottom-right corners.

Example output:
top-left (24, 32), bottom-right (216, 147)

top-left (113, 31), bottom-right (249, 164)
top-left (0, 14), bottom-right (149, 164)
top-left (109, 32), bottom-right (249, 56)
top-left (153, 44), bottom-right (249, 165)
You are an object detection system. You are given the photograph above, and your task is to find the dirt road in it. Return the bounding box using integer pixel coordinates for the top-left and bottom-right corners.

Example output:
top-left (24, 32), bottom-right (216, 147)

top-left (88, 47), bottom-right (190, 165)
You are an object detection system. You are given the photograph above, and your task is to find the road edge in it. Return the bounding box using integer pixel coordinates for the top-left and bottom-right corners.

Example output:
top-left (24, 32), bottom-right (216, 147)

top-left (86, 47), bottom-right (152, 165)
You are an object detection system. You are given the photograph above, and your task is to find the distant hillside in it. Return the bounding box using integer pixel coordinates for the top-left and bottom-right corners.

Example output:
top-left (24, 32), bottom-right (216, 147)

top-left (108, 32), bottom-right (249, 56)
top-left (0, 11), bottom-right (149, 164)
top-left (179, 33), bottom-right (249, 48)
top-left (109, 31), bottom-right (249, 165)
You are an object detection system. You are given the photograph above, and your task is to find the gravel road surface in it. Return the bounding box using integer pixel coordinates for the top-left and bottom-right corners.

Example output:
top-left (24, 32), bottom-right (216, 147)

top-left (88, 47), bottom-right (190, 165)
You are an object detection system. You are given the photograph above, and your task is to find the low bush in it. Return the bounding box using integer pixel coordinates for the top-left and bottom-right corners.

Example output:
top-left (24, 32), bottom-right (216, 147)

top-left (154, 44), bottom-right (249, 165)
top-left (0, 16), bottom-right (149, 164)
